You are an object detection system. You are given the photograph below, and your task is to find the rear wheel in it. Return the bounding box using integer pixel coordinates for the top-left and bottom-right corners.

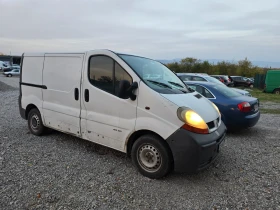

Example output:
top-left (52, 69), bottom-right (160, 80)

top-left (273, 89), bottom-right (280, 94)
top-left (27, 108), bottom-right (46, 136)
top-left (249, 84), bottom-right (253, 88)
top-left (131, 134), bottom-right (173, 179)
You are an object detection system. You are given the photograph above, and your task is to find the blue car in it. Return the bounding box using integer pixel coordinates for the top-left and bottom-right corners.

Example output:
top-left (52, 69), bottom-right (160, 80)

top-left (185, 81), bottom-right (260, 129)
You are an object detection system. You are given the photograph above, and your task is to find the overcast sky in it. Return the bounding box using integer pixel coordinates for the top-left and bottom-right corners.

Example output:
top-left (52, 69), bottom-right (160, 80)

top-left (0, 0), bottom-right (279, 61)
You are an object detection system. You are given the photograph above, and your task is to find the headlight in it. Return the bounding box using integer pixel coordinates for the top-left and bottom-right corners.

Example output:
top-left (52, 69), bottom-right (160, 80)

top-left (211, 102), bottom-right (220, 116)
top-left (177, 107), bottom-right (208, 134)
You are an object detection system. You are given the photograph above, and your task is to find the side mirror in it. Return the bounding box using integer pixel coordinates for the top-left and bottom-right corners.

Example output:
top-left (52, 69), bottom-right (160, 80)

top-left (118, 80), bottom-right (138, 101)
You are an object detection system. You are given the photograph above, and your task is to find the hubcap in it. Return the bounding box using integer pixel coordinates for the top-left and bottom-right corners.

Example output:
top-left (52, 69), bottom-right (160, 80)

top-left (137, 144), bottom-right (162, 172)
top-left (30, 114), bottom-right (40, 131)
top-left (275, 91), bottom-right (280, 95)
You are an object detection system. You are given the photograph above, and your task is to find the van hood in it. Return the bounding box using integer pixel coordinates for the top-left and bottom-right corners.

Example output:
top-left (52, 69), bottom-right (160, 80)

top-left (161, 92), bottom-right (219, 123)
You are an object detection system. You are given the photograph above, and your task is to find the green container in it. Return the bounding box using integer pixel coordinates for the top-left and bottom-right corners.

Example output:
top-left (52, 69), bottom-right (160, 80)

top-left (265, 70), bottom-right (280, 94)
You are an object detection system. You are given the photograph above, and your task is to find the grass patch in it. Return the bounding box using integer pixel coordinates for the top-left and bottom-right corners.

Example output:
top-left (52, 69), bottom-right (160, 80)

top-left (260, 108), bottom-right (280, 114)
top-left (241, 88), bottom-right (280, 103)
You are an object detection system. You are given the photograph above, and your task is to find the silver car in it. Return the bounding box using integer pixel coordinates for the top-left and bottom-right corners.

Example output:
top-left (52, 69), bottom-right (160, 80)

top-left (177, 73), bottom-right (252, 96)
top-left (3, 69), bottom-right (20, 77)
top-left (231, 88), bottom-right (252, 97)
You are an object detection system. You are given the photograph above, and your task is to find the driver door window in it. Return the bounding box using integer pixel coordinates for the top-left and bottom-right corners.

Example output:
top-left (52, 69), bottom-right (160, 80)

top-left (89, 56), bottom-right (132, 98)
top-left (115, 62), bottom-right (132, 95)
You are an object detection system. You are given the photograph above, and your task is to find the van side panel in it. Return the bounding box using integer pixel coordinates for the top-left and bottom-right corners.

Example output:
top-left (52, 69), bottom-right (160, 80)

top-left (21, 55), bottom-right (44, 115)
top-left (42, 54), bottom-right (84, 136)
top-left (265, 70), bottom-right (280, 93)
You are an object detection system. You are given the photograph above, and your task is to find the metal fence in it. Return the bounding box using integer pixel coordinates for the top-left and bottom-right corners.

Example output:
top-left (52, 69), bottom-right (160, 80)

top-left (254, 74), bottom-right (266, 89)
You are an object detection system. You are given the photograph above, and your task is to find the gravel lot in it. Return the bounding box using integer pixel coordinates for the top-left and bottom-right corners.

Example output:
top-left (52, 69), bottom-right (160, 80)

top-left (0, 79), bottom-right (280, 210)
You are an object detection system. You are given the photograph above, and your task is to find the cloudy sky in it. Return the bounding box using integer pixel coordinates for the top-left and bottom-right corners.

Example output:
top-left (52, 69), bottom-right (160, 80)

top-left (0, 0), bottom-right (279, 61)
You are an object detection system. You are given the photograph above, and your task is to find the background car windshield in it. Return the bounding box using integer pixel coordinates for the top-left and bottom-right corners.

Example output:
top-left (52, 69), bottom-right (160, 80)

top-left (206, 76), bottom-right (224, 85)
top-left (119, 54), bottom-right (189, 94)
top-left (213, 84), bottom-right (241, 97)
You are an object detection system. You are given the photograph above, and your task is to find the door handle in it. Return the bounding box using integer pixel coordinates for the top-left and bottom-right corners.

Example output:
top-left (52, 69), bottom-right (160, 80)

top-left (85, 89), bottom-right (89, 102)
top-left (74, 88), bottom-right (79, 100)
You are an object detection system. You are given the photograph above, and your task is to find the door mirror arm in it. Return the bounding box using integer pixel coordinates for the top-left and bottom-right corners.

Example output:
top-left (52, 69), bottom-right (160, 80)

top-left (127, 82), bottom-right (138, 101)
top-left (118, 80), bottom-right (138, 101)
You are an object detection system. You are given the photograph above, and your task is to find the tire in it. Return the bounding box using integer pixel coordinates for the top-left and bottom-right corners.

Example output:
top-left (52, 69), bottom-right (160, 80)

top-left (27, 108), bottom-right (46, 136)
top-left (273, 89), bottom-right (280, 95)
top-left (131, 134), bottom-right (173, 179)
top-left (8, 74), bottom-right (12, 77)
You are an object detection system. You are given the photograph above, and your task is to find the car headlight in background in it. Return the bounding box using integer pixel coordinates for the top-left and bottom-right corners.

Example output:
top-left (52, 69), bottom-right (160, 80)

top-left (177, 107), bottom-right (209, 134)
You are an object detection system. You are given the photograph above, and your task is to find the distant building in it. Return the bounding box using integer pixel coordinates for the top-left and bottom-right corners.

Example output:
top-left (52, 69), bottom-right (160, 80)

top-left (0, 55), bottom-right (21, 65)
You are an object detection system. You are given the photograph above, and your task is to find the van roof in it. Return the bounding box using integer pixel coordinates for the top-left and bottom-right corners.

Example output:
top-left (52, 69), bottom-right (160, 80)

top-left (24, 49), bottom-right (115, 57)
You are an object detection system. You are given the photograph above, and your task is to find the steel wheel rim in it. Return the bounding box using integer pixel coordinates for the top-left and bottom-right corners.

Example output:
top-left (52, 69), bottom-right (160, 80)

top-left (30, 114), bottom-right (40, 131)
top-left (137, 144), bottom-right (162, 173)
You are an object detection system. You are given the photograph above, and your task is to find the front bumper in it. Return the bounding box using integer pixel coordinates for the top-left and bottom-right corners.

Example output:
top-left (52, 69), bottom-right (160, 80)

top-left (166, 122), bottom-right (227, 173)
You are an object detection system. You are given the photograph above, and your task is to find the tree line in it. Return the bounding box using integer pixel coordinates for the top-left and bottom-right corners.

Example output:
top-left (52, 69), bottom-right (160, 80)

top-left (166, 57), bottom-right (266, 77)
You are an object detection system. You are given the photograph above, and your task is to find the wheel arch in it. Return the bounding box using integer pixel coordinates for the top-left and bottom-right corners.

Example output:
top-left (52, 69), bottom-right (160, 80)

top-left (126, 129), bottom-right (172, 158)
top-left (25, 104), bottom-right (39, 119)
top-left (273, 88), bottom-right (280, 94)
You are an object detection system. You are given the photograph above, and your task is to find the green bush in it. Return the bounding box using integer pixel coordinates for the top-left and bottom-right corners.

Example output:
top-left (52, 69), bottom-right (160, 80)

top-left (166, 57), bottom-right (264, 77)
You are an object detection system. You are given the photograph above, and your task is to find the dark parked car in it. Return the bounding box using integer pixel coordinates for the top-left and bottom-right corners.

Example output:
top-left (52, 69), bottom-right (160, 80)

top-left (185, 81), bottom-right (260, 130)
top-left (211, 75), bottom-right (233, 86)
top-left (230, 76), bottom-right (254, 88)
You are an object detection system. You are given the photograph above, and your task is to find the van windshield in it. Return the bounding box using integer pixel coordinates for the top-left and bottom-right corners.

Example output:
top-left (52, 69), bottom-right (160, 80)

top-left (118, 54), bottom-right (189, 94)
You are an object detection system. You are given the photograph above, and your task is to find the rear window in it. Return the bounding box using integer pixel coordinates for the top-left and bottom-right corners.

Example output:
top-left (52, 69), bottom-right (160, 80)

top-left (178, 75), bottom-right (191, 81)
top-left (212, 84), bottom-right (241, 97)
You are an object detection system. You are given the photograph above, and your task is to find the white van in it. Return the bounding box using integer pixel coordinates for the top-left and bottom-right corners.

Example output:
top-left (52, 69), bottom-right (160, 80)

top-left (19, 50), bottom-right (226, 178)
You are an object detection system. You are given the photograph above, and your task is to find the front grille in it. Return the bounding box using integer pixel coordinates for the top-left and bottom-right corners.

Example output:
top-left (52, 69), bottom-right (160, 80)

top-left (207, 118), bottom-right (219, 130)
top-left (207, 121), bottom-right (215, 129)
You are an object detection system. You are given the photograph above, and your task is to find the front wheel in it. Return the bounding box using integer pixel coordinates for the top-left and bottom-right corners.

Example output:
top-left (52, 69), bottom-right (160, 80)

top-left (27, 108), bottom-right (46, 136)
top-left (249, 84), bottom-right (253, 88)
top-left (131, 134), bottom-right (173, 179)
top-left (273, 89), bottom-right (280, 95)
top-left (8, 74), bottom-right (12, 77)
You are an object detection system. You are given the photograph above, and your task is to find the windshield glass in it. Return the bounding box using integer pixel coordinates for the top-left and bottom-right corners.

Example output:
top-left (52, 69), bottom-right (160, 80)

top-left (119, 54), bottom-right (189, 94)
top-left (212, 84), bottom-right (241, 97)
top-left (206, 76), bottom-right (225, 85)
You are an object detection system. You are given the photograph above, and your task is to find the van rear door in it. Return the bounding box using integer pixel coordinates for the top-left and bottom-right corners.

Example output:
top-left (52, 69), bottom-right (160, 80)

top-left (42, 53), bottom-right (84, 136)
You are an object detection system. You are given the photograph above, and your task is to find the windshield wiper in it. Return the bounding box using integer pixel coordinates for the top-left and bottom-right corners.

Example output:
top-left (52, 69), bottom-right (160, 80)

top-left (168, 81), bottom-right (190, 93)
top-left (167, 81), bottom-right (184, 88)
top-left (187, 87), bottom-right (195, 92)
top-left (147, 80), bottom-right (172, 89)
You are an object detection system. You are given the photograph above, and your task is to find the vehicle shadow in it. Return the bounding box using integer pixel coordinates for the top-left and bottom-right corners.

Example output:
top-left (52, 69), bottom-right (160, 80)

top-left (39, 129), bottom-right (236, 181)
